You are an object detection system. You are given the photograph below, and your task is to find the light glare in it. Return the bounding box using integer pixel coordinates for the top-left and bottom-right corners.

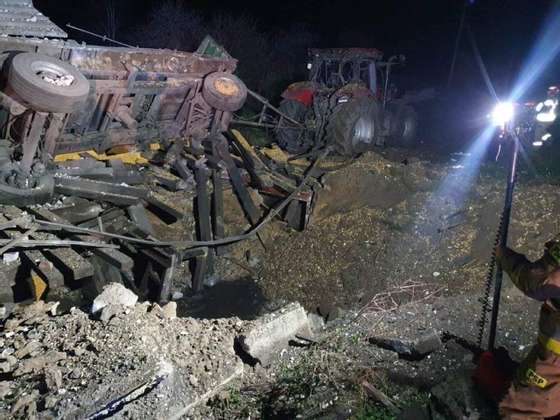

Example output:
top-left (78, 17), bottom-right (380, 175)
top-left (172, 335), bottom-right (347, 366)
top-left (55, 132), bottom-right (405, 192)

top-left (491, 102), bottom-right (514, 126)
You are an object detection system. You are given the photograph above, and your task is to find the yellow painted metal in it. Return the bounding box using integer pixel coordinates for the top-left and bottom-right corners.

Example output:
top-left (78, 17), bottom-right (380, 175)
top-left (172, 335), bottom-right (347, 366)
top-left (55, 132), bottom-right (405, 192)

top-left (30, 272), bottom-right (47, 301)
top-left (53, 150), bottom-right (149, 165)
top-left (53, 152), bottom-right (82, 162)
top-left (539, 334), bottom-right (560, 356)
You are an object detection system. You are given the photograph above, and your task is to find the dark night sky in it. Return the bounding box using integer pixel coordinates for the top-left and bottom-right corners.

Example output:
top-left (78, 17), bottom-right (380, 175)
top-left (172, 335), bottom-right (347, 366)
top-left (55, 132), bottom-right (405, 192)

top-left (35, 0), bottom-right (558, 96)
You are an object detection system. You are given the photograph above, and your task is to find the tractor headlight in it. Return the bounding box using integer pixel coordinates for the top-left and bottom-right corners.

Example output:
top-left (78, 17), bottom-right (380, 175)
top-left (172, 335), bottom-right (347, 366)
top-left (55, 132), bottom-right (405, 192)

top-left (491, 102), bottom-right (515, 126)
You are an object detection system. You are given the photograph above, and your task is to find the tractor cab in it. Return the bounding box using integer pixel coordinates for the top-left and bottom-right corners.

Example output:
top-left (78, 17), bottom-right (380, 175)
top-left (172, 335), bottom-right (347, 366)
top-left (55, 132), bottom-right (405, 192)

top-left (307, 48), bottom-right (383, 95)
top-left (307, 48), bottom-right (407, 107)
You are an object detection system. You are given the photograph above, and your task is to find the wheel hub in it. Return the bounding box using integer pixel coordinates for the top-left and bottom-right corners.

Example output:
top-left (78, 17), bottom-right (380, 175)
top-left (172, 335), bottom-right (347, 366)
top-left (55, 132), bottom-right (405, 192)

top-left (352, 116), bottom-right (374, 146)
top-left (214, 77), bottom-right (239, 97)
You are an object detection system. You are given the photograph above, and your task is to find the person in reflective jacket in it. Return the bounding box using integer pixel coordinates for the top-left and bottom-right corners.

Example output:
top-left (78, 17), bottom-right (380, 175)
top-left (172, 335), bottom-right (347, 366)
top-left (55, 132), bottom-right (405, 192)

top-left (497, 240), bottom-right (560, 419)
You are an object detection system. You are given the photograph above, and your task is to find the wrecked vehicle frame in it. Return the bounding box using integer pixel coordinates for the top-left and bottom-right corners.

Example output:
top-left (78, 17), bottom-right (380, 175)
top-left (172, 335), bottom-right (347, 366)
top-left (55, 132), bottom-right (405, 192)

top-left (0, 3), bottom-right (317, 306)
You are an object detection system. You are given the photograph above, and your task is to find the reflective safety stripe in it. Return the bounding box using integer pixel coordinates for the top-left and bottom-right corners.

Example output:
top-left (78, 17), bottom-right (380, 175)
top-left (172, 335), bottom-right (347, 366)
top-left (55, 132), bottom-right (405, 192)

top-left (539, 334), bottom-right (560, 356)
top-left (526, 368), bottom-right (549, 389)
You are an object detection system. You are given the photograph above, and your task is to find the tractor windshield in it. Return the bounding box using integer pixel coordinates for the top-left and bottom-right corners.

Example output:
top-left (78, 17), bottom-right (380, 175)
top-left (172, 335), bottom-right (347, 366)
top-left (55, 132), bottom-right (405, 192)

top-left (311, 56), bottom-right (378, 94)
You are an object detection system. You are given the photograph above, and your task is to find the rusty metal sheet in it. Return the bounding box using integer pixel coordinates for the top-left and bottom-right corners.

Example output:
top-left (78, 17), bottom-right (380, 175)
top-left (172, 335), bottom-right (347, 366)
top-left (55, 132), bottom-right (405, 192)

top-left (0, 0), bottom-right (67, 38)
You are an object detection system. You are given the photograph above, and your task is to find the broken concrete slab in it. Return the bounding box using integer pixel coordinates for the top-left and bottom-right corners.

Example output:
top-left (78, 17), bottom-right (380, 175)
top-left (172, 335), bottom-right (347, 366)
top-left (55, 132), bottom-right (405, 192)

top-left (237, 302), bottom-right (313, 366)
top-left (91, 283), bottom-right (138, 314)
top-left (308, 312), bottom-right (325, 334)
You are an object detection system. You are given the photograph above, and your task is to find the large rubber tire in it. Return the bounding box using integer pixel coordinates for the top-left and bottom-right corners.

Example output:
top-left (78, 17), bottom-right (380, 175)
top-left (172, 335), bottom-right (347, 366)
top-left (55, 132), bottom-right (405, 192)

top-left (8, 53), bottom-right (90, 113)
top-left (0, 165), bottom-right (53, 206)
top-left (275, 99), bottom-right (314, 154)
top-left (390, 104), bottom-right (418, 146)
top-left (324, 98), bottom-right (380, 157)
top-left (202, 71), bottom-right (247, 112)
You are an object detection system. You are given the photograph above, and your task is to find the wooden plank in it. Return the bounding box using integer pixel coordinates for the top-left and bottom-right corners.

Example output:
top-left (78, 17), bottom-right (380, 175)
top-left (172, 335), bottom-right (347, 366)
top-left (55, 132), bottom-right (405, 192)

top-left (26, 207), bottom-right (134, 271)
top-left (2, 207), bottom-right (93, 281)
top-left (0, 213), bottom-right (65, 290)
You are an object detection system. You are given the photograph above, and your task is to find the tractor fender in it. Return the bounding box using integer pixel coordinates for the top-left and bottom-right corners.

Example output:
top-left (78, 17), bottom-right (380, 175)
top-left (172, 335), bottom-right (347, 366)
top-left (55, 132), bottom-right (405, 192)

top-left (281, 81), bottom-right (320, 107)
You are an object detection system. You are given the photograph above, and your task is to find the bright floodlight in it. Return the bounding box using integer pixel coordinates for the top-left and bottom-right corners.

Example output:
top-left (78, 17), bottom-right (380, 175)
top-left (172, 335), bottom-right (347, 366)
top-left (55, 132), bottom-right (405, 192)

top-left (491, 102), bottom-right (515, 126)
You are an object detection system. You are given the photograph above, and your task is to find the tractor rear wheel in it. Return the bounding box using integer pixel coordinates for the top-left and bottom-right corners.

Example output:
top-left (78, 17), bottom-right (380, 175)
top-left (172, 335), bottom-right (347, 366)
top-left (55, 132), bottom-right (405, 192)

top-left (324, 98), bottom-right (380, 157)
top-left (390, 104), bottom-right (418, 146)
top-left (275, 99), bottom-right (313, 154)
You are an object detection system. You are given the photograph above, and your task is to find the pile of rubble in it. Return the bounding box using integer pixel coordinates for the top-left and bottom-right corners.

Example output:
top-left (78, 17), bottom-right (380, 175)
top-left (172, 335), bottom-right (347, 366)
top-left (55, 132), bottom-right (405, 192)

top-left (0, 129), bottom-right (314, 308)
top-left (0, 289), bottom-right (245, 418)
top-left (0, 282), bottom-right (321, 419)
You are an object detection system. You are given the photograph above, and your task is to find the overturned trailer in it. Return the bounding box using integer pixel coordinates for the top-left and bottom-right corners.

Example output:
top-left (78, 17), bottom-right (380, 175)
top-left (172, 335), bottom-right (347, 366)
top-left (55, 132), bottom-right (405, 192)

top-left (0, 1), bottom-right (314, 305)
top-left (0, 23), bottom-right (247, 202)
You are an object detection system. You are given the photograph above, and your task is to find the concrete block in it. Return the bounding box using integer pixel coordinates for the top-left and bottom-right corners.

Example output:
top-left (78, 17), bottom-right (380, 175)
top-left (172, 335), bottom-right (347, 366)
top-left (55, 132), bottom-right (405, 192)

top-left (237, 302), bottom-right (312, 366)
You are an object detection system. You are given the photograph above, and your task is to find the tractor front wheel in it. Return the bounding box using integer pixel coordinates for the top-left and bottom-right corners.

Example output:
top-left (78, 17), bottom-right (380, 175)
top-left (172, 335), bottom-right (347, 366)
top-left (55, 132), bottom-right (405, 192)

top-left (324, 98), bottom-right (380, 157)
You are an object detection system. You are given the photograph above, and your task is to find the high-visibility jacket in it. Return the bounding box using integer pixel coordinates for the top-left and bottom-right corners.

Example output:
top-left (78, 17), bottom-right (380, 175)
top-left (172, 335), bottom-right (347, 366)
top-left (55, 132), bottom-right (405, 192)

top-left (499, 247), bottom-right (560, 354)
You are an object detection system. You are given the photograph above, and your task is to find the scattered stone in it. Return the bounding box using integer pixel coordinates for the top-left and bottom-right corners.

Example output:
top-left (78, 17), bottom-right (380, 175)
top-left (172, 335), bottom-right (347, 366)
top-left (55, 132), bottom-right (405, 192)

top-left (0, 361), bottom-right (11, 373)
top-left (237, 303), bottom-right (313, 366)
top-left (162, 302), bottom-right (177, 319)
top-left (149, 303), bottom-right (165, 318)
top-left (1, 347), bottom-right (15, 358)
top-left (171, 291), bottom-right (184, 300)
top-left (188, 374), bottom-right (198, 387)
top-left (22, 301), bottom-right (58, 321)
top-left (91, 283), bottom-right (138, 314)
top-left (11, 390), bottom-right (39, 416)
top-left (413, 330), bottom-right (443, 356)
top-left (48, 302), bottom-right (60, 316)
top-left (99, 304), bottom-right (124, 324)
top-left (0, 381), bottom-right (12, 399)
top-left (14, 351), bottom-right (66, 377)
top-left (44, 367), bottom-right (63, 391)
top-left (14, 340), bottom-right (42, 359)
top-left (44, 395), bottom-right (59, 409)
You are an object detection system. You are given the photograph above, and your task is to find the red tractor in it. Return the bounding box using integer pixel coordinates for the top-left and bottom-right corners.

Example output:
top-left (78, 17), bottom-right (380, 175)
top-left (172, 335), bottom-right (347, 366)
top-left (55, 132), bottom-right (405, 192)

top-left (276, 48), bottom-right (418, 156)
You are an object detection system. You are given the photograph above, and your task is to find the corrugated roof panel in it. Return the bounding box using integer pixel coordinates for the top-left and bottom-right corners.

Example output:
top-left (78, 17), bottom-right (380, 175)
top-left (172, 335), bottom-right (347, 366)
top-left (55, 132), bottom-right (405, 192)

top-left (0, 0), bottom-right (67, 38)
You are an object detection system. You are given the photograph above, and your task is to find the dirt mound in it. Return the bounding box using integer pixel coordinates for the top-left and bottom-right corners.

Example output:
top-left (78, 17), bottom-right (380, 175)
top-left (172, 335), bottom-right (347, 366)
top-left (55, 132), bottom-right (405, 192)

top-left (256, 151), bottom-right (560, 313)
